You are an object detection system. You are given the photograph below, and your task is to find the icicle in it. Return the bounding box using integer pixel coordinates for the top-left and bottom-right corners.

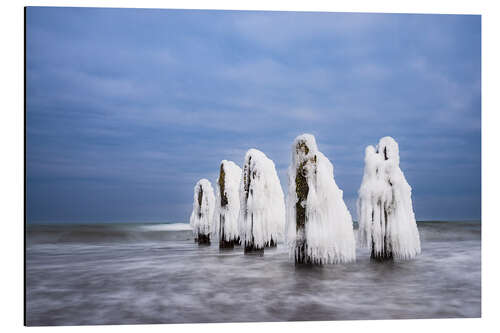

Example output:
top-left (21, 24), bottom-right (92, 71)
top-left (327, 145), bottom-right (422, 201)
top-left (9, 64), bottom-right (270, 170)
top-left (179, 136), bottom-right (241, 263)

top-left (189, 179), bottom-right (215, 245)
top-left (238, 149), bottom-right (286, 254)
top-left (213, 160), bottom-right (242, 249)
top-left (357, 136), bottom-right (421, 261)
top-left (286, 134), bottom-right (356, 264)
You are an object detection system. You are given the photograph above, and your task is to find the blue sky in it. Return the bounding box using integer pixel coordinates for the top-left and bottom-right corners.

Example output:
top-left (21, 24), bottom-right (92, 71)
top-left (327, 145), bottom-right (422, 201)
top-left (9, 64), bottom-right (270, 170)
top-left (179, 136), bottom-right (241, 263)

top-left (26, 7), bottom-right (481, 223)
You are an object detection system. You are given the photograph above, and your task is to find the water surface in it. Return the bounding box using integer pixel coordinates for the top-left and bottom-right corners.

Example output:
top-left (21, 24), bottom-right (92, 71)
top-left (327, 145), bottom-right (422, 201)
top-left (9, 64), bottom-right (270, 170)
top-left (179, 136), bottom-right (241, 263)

top-left (26, 221), bottom-right (481, 325)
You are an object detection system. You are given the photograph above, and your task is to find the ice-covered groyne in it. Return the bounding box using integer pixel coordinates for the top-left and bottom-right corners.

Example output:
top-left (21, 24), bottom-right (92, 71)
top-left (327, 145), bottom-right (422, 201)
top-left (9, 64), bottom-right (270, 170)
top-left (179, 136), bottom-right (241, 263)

top-left (239, 149), bottom-right (286, 254)
top-left (213, 160), bottom-right (242, 248)
top-left (357, 137), bottom-right (421, 260)
top-left (286, 134), bottom-right (356, 264)
top-left (189, 179), bottom-right (215, 244)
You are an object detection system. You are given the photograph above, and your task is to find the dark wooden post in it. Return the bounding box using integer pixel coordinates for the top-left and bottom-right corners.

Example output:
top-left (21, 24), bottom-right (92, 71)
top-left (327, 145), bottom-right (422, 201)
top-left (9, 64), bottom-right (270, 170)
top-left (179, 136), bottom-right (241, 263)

top-left (242, 156), bottom-right (264, 254)
top-left (196, 184), bottom-right (210, 245)
top-left (294, 140), bottom-right (317, 264)
top-left (370, 147), bottom-right (393, 261)
top-left (218, 163), bottom-right (235, 249)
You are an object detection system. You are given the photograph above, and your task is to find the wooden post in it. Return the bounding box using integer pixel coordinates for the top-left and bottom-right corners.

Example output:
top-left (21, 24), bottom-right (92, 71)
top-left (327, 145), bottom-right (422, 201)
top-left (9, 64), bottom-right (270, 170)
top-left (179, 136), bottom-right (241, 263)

top-left (294, 140), bottom-right (317, 264)
top-left (196, 185), bottom-right (210, 245)
top-left (242, 156), bottom-right (264, 254)
top-left (370, 209), bottom-right (393, 261)
top-left (218, 163), bottom-right (235, 249)
top-left (370, 147), bottom-right (393, 261)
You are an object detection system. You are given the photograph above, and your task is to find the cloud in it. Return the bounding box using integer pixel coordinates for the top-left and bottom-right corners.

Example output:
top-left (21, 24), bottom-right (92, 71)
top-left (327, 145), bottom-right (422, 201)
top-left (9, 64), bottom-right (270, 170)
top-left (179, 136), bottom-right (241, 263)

top-left (231, 11), bottom-right (391, 48)
top-left (26, 8), bottom-right (481, 222)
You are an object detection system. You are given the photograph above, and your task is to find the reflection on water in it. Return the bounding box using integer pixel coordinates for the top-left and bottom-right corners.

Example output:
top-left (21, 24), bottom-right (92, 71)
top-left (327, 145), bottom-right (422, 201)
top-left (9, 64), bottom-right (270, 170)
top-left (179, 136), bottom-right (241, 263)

top-left (26, 222), bottom-right (481, 326)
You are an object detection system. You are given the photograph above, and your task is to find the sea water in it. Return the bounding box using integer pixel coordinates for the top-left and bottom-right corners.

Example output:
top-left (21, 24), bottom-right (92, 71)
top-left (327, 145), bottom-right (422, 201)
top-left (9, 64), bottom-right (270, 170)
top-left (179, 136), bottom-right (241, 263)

top-left (26, 221), bottom-right (481, 326)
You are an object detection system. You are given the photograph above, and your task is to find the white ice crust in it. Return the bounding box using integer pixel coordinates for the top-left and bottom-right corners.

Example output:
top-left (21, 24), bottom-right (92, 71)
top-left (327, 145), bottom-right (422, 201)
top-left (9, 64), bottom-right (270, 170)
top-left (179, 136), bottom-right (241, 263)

top-left (357, 136), bottom-right (421, 260)
top-left (189, 179), bottom-right (215, 238)
top-left (238, 149), bottom-right (286, 248)
top-left (286, 134), bottom-right (356, 264)
top-left (213, 160), bottom-right (242, 241)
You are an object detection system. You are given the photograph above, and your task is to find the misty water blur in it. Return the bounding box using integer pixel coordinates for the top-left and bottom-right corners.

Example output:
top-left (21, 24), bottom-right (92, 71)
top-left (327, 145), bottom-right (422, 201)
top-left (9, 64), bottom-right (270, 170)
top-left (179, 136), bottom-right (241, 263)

top-left (26, 222), bottom-right (480, 326)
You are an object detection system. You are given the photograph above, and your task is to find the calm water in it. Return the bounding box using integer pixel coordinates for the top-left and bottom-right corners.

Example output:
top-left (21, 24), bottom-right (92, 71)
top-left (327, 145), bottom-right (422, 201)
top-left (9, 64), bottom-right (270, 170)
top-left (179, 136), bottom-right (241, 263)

top-left (26, 221), bottom-right (481, 326)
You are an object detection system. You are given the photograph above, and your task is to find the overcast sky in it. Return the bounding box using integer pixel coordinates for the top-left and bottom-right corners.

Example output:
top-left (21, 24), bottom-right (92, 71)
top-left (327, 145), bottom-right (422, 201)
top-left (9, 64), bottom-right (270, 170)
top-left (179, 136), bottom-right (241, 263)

top-left (26, 7), bottom-right (481, 223)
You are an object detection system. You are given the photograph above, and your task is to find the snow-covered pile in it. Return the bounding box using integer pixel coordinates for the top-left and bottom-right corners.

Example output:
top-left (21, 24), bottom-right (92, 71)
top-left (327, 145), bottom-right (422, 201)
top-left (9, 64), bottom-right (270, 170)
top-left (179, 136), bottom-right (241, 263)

top-left (189, 179), bottom-right (215, 239)
top-left (213, 160), bottom-right (242, 243)
top-left (357, 136), bottom-right (421, 260)
top-left (286, 134), bottom-right (356, 264)
top-left (239, 149), bottom-right (286, 249)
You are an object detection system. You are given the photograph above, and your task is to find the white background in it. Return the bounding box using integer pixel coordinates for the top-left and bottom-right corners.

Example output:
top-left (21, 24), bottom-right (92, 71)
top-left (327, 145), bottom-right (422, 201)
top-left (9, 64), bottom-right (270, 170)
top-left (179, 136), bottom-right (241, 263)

top-left (1, 0), bottom-right (498, 332)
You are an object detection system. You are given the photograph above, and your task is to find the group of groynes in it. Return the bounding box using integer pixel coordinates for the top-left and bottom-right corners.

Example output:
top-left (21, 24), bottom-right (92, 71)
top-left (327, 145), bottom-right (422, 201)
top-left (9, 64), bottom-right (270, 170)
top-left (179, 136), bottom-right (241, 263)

top-left (189, 134), bottom-right (421, 265)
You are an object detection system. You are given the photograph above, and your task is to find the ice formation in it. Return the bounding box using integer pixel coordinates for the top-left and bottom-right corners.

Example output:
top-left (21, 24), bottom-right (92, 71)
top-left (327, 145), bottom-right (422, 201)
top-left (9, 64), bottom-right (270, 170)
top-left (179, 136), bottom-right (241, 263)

top-left (357, 136), bottom-right (421, 260)
top-left (189, 179), bottom-right (215, 244)
top-left (286, 134), bottom-right (356, 264)
top-left (239, 149), bottom-right (286, 253)
top-left (213, 160), bottom-right (242, 248)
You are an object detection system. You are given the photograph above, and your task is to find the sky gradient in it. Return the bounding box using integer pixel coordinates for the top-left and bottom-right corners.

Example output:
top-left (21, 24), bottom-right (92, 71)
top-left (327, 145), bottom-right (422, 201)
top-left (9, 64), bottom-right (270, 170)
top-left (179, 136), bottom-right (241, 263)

top-left (26, 7), bottom-right (481, 223)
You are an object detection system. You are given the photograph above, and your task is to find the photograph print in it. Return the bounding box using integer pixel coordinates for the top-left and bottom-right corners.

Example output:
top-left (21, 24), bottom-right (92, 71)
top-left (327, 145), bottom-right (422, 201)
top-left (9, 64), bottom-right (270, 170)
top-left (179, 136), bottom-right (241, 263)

top-left (25, 7), bottom-right (481, 326)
